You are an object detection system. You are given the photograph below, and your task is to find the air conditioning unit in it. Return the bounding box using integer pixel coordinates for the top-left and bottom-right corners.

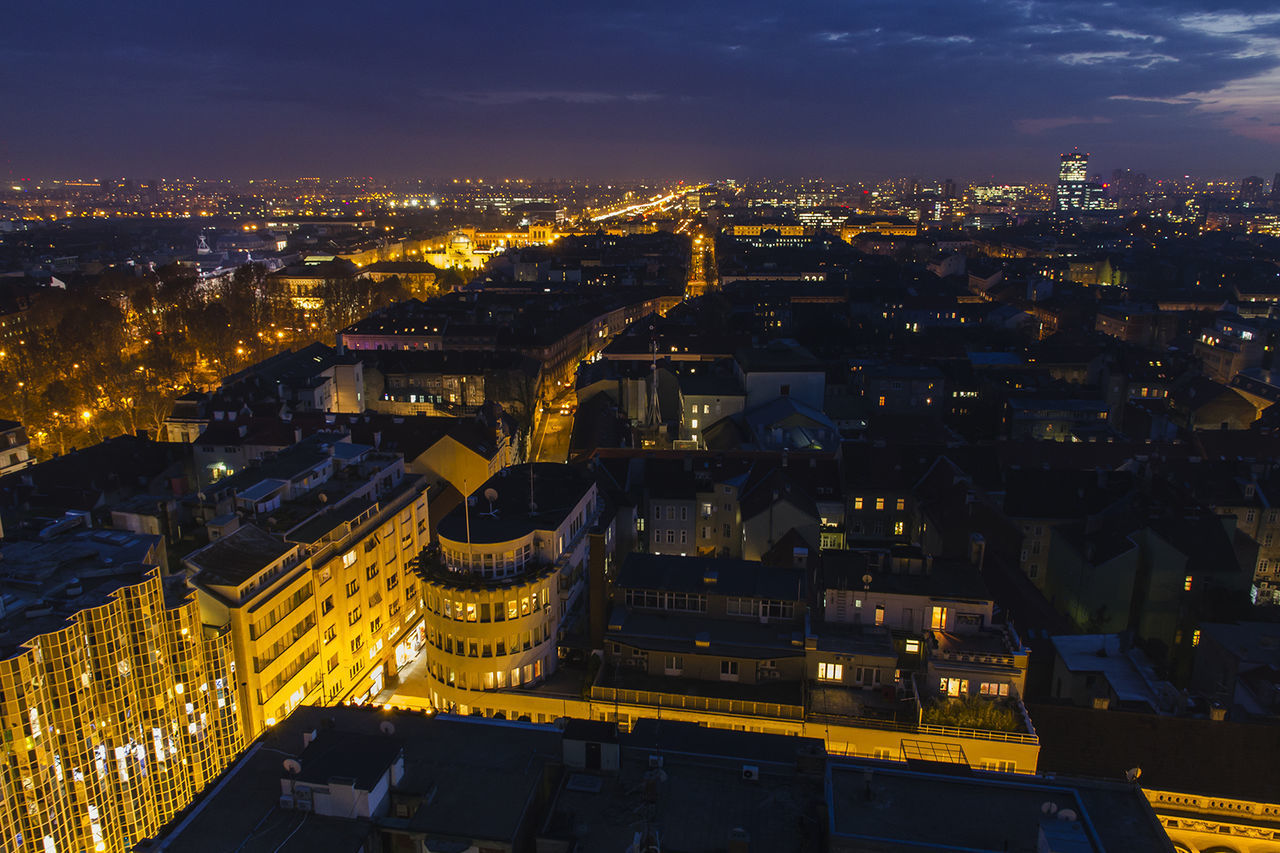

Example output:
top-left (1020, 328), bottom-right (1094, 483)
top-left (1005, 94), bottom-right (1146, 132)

top-left (278, 794), bottom-right (295, 810)
top-left (742, 764), bottom-right (759, 782)
top-left (648, 754), bottom-right (664, 769)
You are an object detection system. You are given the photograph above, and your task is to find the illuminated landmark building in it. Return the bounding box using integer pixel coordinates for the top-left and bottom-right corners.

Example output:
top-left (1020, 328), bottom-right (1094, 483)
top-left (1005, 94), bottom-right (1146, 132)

top-left (1056, 151), bottom-right (1099, 213)
top-left (0, 531), bottom-right (244, 853)
top-left (419, 463), bottom-right (610, 715)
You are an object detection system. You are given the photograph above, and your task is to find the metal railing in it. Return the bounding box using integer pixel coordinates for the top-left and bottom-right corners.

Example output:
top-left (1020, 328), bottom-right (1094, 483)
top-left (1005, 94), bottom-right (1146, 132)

top-left (916, 723), bottom-right (1039, 745)
top-left (591, 685), bottom-right (804, 721)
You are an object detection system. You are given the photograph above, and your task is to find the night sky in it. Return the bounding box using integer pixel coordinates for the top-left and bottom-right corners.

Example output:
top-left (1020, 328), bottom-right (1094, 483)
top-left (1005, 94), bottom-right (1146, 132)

top-left (5, 0), bottom-right (1280, 181)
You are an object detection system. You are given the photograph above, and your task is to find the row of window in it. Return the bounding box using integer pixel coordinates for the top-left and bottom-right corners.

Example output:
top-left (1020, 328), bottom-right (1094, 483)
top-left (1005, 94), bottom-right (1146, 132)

top-left (725, 597), bottom-right (795, 620)
top-left (852, 497), bottom-right (906, 511)
top-left (443, 543), bottom-right (536, 577)
top-left (431, 657), bottom-right (545, 690)
top-left (430, 626), bottom-right (545, 658)
top-left (434, 591), bottom-right (548, 622)
top-left (623, 589), bottom-right (708, 612)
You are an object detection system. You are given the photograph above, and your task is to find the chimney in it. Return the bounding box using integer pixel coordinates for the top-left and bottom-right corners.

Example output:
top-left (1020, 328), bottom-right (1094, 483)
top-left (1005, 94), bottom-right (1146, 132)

top-left (587, 531), bottom-right (608, 648)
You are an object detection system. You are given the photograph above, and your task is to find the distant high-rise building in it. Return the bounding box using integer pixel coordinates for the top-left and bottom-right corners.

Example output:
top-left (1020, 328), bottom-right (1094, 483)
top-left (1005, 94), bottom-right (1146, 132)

top-left (1059, 152), bottom-right (1088, 183)
top-left (943, 178), bottom-right (957, 200)
top-left (1271, 172), bottom-right (1280, 201)
top-left (1056, 151), bottom-right (1099, 213)
top-left (1241, 175), bottom-right (1267, 203)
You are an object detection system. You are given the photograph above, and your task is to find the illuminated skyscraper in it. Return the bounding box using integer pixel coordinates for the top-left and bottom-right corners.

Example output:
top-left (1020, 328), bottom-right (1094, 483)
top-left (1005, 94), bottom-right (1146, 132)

top-left (1059, 152), bottom-right (1088, 183)
top-left (1056, 151), bottom-right (1099, 213)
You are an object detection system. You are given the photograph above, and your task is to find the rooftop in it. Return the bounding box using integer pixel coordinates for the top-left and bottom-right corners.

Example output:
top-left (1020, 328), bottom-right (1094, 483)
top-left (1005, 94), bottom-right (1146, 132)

top-left (435, 463), bottom-right (596, 546)
top-left (617, 552), bottom-right (806, 601)
top-left (828, 760), bottom-right (1171, 852)
top-left (546, 721), bottom-right (825, 853)
top-left (184, 524), bottom-right (294, 587)
top-left (152, 705), bottom-right (563, 852)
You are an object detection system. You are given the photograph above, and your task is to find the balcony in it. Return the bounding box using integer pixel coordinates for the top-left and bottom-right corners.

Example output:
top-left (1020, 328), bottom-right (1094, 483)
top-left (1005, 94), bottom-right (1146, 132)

top-left (592, 662), bottom-right (804, 722)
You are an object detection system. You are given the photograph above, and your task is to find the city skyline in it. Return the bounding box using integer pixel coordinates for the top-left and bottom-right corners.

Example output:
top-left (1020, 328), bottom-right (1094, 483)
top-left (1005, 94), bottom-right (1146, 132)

top-left (5, 1), bottom-right (1280, 180)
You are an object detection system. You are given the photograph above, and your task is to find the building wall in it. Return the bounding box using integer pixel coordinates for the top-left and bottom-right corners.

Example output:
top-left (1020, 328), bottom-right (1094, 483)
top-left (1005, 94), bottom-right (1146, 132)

top-left (420, 483), bottom-right (599, 712)
top-left (1147, 789), bottom-right (1280, 853)
top-left (648, 498), bottom-right (697, 555)
top-left (0, 573), bottom-right (244, 853)
top-left (681, 393), bottom-right (744, 446)
top-left (189, 481), bottom-right (430, 738)
top-left (410, 435), bottom-right (504, 497)
top-left (742, 499), bottom-right (817, 561)
top-left (423, 567), bottom-right (567, 699)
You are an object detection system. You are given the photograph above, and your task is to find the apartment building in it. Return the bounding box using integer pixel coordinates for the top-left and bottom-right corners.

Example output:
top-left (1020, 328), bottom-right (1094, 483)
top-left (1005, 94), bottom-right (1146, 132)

top-left (184, 435), bottom-right (430, 737)
top-left (0, 530), bottom-right (244, 853)
top-left (0, 418), bottom-right (31, 477)
top-left (597, 450), bottom-right (843, 561)
top-left (597, 551), bottom-right (1038, 772)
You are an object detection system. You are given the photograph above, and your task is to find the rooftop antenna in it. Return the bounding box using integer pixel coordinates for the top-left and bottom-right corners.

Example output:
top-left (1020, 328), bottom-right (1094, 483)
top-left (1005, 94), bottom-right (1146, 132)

top-left (645, 325), bottom-right (661, 428)
top-left (529, 465), bottom-right (538, 514)
top-left (463, 478), bottom-right (473, 570)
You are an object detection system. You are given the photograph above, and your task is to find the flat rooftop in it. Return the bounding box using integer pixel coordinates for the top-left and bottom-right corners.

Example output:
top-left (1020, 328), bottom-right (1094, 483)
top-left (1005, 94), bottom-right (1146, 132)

top-left (152, 705), bottom-right (563, 852)
top-left (828, 761), bottom-right (1171, 852)
top-left (435, 463), bottom-right (595, 545)
top-left (185, 524), bottom-right (294, 587)
top-left (545, 723), bottom-right (825, 852)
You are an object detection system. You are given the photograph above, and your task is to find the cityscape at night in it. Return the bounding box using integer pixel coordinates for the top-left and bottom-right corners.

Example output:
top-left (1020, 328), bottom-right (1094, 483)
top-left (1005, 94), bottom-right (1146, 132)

top-left (3, 2), bottom-right (1280, 853)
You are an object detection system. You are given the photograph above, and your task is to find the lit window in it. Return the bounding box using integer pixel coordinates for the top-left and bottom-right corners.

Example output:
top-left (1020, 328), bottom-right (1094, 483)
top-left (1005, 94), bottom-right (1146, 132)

top-left (1192, 629), bottom-right (1201, 647)
top-left (1184, 575), bottom-right (1193, 592)
top-left (691, 419), bottom-right (698, 429)
top-left (854, 497), bottom-right (863, 510)
top-left (818, 662), bottom-right (843, 682)
top-left (893, 521), bottom-right (904, 536)
top-left (930, 606), bottom-right (947, 630)
top-left (878, 395), bottom-right (886, 407)
top-left (875, 497), bottom-right (885, 511)
top-left (896, 498), bottom-right (905, 511)
top-left (904, 639), bottom-right (920, 653)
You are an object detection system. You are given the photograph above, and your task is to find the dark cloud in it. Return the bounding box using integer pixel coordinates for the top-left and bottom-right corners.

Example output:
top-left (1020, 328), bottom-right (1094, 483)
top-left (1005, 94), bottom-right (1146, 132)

top-left (2, 0), bottom-right (1279, 178)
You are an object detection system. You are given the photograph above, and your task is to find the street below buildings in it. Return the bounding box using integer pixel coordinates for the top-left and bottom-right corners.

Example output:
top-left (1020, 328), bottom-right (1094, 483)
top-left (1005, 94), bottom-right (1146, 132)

top-left (531, 386), bottom-right (576, 463)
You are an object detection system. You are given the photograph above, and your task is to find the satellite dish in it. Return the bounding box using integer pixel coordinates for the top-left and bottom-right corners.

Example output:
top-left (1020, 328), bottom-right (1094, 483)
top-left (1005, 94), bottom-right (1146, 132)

top-left (484, 488), bottom-right (499, 503)
top-left (861, 573), bottom-right (873, 587)
top-left (1040, 802), bottom-right (1058, 815)
top-left (1125, 767), bottom-right (1142, 783)
top-left (283, 758), bottom-right (302, 776)
top-left (1057, 809), bottom-right (1078, 822)
top-left (380, 721), bottom-right (396, 736)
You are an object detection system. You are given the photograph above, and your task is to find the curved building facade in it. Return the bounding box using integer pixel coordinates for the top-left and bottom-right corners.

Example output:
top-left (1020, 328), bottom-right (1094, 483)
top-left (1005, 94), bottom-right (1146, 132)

top-left (420, 463), bottom-right (605, 715)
